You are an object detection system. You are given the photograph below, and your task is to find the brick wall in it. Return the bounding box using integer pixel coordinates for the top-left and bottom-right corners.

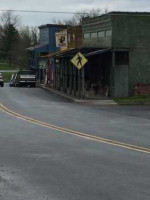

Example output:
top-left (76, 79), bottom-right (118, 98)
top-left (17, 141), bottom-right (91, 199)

top-left (134, 83), bottom-right (150, 95)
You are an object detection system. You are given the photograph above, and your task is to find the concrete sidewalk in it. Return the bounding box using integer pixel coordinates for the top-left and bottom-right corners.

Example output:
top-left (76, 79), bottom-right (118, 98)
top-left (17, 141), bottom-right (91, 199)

top-left (41, 85), bottom-right (117, 105)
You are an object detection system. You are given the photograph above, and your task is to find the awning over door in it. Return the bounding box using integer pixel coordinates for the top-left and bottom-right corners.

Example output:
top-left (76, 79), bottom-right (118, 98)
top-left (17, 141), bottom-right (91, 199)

top-left (53, 48), bottom-right (111, 58)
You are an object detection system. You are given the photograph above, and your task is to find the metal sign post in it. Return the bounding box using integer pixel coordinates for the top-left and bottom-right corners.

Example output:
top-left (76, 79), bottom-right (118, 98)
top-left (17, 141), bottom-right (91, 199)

top-left (71, 52), bottom-right (88, 99)
top-left (71, 52), bottom-right (88, 70)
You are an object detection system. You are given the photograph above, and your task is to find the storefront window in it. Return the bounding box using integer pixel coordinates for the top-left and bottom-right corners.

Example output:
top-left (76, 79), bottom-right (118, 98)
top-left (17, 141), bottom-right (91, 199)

top-left (84, 33), bottom-right (90, 38)
top-left (98, 31), bottom-right (105, 38)
top-left (91, 32), bottom-right (97, 38)
top-left (105, 30), bottom-right (112, 37)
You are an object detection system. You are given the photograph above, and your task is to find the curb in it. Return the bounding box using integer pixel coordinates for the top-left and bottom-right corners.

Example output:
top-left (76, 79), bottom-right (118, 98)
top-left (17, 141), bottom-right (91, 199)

top-left (41, 86), bottom-right (117, 105)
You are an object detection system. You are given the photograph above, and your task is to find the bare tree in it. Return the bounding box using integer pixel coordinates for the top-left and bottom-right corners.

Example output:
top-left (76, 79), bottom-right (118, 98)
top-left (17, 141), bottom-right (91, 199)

top-left (0, 11), bottom-right (39, 68)
top-left (1, 10), bottom-right (21, 28)
top-left (17, 26), bottom-right (39, 68)
top-left (52, 18), bottom-right (63, 25)
top-left (51, 8), bottom-right (106, 26)
top-left (30, 27), bottom-right (39, 45)
top-left (72, 8), bottom-right (105, 25)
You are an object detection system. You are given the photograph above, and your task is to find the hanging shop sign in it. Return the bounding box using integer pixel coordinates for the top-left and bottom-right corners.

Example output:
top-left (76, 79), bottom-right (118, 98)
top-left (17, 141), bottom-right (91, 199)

top-left (56, 29), bottom-right (67, 48)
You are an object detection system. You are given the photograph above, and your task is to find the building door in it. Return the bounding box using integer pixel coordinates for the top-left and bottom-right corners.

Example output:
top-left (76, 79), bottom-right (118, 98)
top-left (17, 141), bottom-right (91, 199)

top-left (115, 65), bottom-right (129, 97)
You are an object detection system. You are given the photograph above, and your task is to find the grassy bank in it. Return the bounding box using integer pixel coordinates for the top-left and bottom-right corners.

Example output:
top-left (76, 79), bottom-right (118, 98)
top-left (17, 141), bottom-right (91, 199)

top-left (114, 95), bottom-right (150, 104)
top-left (2, 72), bottom-right (14, 83)
top-left (0, 62), bottom-right (17, 70)
top-left (0, 62), bottom-right (18, 83)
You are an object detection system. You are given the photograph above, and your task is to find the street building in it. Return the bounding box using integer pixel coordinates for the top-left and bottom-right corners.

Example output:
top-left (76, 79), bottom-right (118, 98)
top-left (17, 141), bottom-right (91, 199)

top-left (82, 12), bottom-right (150, 97)
top-left (27, 24), bottom-right (68, 81)
top-left (28, 12), bottom-right (150, 98)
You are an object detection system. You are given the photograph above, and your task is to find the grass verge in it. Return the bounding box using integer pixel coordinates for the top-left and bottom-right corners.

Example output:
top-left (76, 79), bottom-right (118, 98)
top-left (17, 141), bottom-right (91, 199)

top-left (0, 62), bottom-right (18, 83)
top-left (0, 62), bottom-right (17, 70)
top-left (114, 95), bottom-right (150, 104)
top-left (2, 72), bottom-right (14, 83)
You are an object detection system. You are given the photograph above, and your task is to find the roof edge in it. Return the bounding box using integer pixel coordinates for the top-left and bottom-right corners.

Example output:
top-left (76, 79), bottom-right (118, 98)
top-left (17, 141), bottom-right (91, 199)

top-left (82, 11), bottom-right (150, 24)
top-left (38, 24), bottom-right (69, 29)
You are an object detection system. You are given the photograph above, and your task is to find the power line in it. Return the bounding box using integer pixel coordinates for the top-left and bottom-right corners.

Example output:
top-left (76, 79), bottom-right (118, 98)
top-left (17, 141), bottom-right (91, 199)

top-left (0, 9), bottom-right (90, 15)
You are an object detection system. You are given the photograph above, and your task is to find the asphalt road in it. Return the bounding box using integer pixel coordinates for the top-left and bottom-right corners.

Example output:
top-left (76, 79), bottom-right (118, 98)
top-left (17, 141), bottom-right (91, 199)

top-left (0, 86), bottom-right (150, 200)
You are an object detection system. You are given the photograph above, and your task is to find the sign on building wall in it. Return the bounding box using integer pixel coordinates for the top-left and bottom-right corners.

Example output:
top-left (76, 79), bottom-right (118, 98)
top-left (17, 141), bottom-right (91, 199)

top-left (39, 60), bottom-right (47, 69)
top-left (56, 29), bottom-right (68, 48)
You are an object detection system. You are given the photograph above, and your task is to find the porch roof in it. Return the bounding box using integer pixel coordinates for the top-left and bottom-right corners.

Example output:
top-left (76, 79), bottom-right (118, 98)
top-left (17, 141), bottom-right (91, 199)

top-left (55, 48), bottom-right (111, 58)
top-left (41, 47), bottom-right (111, 59)
top-left (41, 48), bottom-right (75, 58)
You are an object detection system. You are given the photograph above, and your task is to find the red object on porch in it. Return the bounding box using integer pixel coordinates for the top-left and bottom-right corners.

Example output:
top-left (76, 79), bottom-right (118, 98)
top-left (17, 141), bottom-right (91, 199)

top-left (134, 83), bottom-right (150, 95)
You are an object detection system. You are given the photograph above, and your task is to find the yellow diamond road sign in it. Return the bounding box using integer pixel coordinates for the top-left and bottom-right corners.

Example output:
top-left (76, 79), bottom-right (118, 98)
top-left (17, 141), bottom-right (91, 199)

top-left (71, 52), bottom-right (88, 70)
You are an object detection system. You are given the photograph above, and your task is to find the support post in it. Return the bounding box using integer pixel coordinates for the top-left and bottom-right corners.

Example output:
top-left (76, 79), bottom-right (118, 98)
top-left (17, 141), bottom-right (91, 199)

top-left (78, 69), bottom-right (81, 99)
top-left (81, 67), bottom-right (85, 99)
top-left (39, 67), bottom-right (41, 85)
top-left (60, 59), bottom-right (64, 91)
top-left (73, 66), bottom-right (76, 96)
top-left (56, 61), bottom-right (60, 90)
top-left (54, 58), bottom-right (56, 89)
top-left (64, 59), bottom-right (68, 93)
top-left (69, 62), bottom-right (73, 95)
top-left (58, 58), bottom-right (62, 90)
top-left (111, 50), bottom-right (116, 96)
top-left (63, 59), bottom-right (65, 92)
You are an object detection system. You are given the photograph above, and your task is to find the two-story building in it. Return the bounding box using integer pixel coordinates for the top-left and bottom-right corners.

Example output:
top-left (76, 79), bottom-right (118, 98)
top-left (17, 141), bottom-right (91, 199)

top-left (43, 25), bottom-right (85, 92)
top-left (82, 12), bottom-right (150, 97)
top-left (39, 12), bottom-right (150, 98)
top-left (27, 24), bottom-right (68, 80)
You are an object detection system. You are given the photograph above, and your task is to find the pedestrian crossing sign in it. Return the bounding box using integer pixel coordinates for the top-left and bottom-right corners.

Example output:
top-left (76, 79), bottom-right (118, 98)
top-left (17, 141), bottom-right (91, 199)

top-left (71, 52), bottom-right (88, 70)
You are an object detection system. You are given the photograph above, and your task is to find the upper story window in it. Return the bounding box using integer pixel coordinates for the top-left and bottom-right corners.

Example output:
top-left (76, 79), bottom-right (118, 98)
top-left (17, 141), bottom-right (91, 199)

top-left (98, 31), bottom-right (105, 38)
top-left (105, 30), bottom-right (112, 37)
top-left (84, 33), bottom-right (90, 39)
top-left (91, 32), bottom-right (97, 38)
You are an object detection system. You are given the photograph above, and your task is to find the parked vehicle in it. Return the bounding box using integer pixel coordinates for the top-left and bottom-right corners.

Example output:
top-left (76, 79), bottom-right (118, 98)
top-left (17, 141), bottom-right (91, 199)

top-left (15, 70), bottom-right (36, 87)
top-left (9, 74), bottom-right (16, 87)
top-left (0, 73), bottom-right (4, 87)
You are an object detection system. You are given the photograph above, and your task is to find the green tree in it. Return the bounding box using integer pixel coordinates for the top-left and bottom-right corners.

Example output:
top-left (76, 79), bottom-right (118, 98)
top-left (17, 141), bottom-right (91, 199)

top-left (0, 11), bottom-right (20, 66)
top-left (1, 23), bottom-right (19, 65)
top-left (17, 26), bottom-right (39, 69)
top-left (0, 11), bottom-right (39, 68)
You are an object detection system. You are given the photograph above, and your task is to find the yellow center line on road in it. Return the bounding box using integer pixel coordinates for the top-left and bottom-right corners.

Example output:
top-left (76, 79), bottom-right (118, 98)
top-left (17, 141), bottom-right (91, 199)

top-left (0, 102), bottom-right (150, 154)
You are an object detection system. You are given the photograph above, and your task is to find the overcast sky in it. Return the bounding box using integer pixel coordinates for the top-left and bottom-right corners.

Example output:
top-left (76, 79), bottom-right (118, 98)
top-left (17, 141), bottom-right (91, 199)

top-left (0, 0), bottom-right (150, 27)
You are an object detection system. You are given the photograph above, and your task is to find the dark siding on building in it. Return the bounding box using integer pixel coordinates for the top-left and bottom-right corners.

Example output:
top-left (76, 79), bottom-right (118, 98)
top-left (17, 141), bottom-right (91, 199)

top-left (82, 15), bottom-right (112, 48)
top-left (111, 14), bottom-right (150, 93)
